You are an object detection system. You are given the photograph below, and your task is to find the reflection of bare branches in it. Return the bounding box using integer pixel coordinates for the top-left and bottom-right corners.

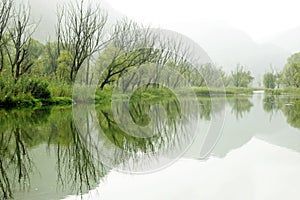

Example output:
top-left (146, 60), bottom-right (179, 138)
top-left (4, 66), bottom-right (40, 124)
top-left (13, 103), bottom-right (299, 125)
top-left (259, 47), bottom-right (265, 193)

top-left (0, 156), bottom-right (12, 199)
top-left (55, 120), bottom-right (107, 195)
top-left (95, 97), bottom-right (196, 171)
top-left (12, 128), bottom-right (32, 185)
top-left (0, 127), bottom-right (33, 199)
top-left (0, 108), bottom-right (51, 199)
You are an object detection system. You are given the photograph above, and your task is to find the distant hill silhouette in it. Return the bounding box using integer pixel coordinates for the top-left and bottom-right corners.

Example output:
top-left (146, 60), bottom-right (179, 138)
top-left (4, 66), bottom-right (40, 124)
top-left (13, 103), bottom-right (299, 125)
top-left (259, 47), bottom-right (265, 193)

top-left (18, 0), bottom-right (123, 42)
top-left (166, 22), bottom-right (290, 79)
top-left (269, 26), bottom-right (300, 53)
top-left (19, 0), bottom-right (294, 79)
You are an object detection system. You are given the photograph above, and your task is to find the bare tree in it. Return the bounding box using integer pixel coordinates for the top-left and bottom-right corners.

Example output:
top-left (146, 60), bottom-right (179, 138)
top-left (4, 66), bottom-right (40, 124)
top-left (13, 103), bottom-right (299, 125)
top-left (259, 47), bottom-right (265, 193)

top-left (97, 20), bottom-right (209, 91)
top-left (57, 0), bottom-right (108, 82)
top-left (97, 20), bottom-right (159, 90)
top-left (5, 3), bottom-right (37, 82)
top-left (0, 0), bottom-right (13, 73)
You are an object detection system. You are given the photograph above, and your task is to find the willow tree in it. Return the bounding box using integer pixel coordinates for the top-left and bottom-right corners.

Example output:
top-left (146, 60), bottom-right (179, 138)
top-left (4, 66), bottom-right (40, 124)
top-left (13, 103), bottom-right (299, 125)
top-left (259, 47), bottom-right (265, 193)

top-left (57, 0), bottom-right (108, 82)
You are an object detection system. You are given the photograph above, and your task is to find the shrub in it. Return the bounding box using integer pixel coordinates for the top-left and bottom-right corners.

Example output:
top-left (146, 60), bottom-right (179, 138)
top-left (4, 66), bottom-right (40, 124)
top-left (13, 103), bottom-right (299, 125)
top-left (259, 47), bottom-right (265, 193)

top-left (48, 82), bottom-right (73, 98)
top-left (16, 77), bottom-right (51, 99)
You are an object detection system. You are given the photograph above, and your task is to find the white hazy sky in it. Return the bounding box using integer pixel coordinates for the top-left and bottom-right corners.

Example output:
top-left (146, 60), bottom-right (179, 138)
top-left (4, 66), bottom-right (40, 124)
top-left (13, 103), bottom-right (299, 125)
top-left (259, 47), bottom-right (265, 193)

top-left (108, 0), bottom-right (300, 41)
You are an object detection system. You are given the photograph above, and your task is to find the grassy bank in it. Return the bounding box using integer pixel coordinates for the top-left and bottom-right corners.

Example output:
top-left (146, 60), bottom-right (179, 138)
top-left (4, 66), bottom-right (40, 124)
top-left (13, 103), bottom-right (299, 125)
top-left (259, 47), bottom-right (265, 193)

top-left (1, 74), bottom-right (278, 109)
top-left (264, 88), bottom-right (300, 95)
top-left (193, 87), bottom-right (253, 96)
top-left (0, 76), bottom-right (73, 108)
top-left (0, 96), bottom-right (73, 109)
top-left (0, 77), bottom-right (258, 109)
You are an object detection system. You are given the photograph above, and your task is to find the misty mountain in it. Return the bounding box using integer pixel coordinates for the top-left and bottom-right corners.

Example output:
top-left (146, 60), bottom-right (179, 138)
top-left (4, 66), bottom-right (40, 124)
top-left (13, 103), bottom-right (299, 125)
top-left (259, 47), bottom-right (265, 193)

top-left (21, 0), bottom-right (292, 80)
top-left (269, 26), bottom-right (300, 53)
top-left (20, 0), bottom-right (123, 42)
top-left (167, 22), bottom-right (291, 79)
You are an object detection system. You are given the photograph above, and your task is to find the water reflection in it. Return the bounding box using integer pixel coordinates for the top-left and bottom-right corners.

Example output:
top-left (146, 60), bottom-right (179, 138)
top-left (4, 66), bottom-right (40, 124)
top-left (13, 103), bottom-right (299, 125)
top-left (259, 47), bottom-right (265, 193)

top-left (263, 95), bottom-right (300, 128)
top-left (263, 95), bottom-right (281, 121)
top-left (0, 96), bottom-right (207, 199)
top-left (0, 108), bottom-right (108, 199)
top-left (188, 94), bottom-right (300, 159)
top-left (77, 96), bottom-right (203, 173)
top-left (228, 96), bottom-right (253, 120)
top-left (2, 94), bottom-right (300, 199)
top-left (0, 108), bottom-right (50, 199)
top-left (54, 122), bottom-right (108, 193)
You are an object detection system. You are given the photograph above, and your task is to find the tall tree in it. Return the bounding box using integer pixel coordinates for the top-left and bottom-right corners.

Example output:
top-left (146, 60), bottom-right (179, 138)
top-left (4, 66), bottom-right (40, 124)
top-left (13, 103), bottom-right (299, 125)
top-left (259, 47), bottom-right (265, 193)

top-left (283, 62), bottom-right (300, 87)
top-left (5, 3), bottom-right (37, 82)
top-left (263, 72), bottom-right (276, 89)
top-left (282, 52), bottom-right (300, 87)
top-left (231, 64), bottom-right (254, 87)
top-left (0, 0), bottom-right (13, 72)
top-left (57, 0), bottom-right (108, 82)
top-left (97, 20), bottom-right (158, 89)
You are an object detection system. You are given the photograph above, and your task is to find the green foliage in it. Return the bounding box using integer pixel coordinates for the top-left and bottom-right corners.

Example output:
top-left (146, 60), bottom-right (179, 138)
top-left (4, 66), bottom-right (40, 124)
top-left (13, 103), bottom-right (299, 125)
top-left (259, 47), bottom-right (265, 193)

top-left (192, 87), bottom-right (253, 96)
top-left (263, 72), bottom-right (276, 89)
top-left (57, 50), bottom-right (72, 82)
top-left (287, 52), bottom-right (300, 64)
top-left (129, 85), bottom-right (178, 102)
top-left (283, 62), bottom-right (300, 87)
top-left (197, 64), bottom-right (227, 87)
top-left (42, 42), bottom-right (59, 74)
top-left (97, 47), bottom-right (156, 89)
top-left (28, 39), bottom-right (44, 59)
top-left (5, 39), bottom-right (46, 79)
top-left (281, 52), bottom-right (300, 88)
top-left (0, 95), bottom-right (36, 108)
top-left (264, 88), bottom-right (282, 95)
top-left (230, 64), bottom-right (254, 87)
top-left (0, 76), bottom-right (51, 107)
top-left (41, 97), bottom-right (73, 106)
top-left (15, 77), bottom-right (51, 99)
top-left (48, 81), bottom-right (73, 98)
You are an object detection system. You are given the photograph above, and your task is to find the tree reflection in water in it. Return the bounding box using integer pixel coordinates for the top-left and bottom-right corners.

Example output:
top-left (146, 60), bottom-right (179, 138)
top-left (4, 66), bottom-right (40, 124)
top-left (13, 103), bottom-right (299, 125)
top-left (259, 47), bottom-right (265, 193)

top-left (0, 96), bottom-right (201, 199)
top-left (75, 95), bottom-right (201, 173)
top-left (0, 95), bottom-right (266, 199)
top-left (54, 121), bottom-right (108, 194)
top-left (264, 95), bottom-right (300, 129)
top-left (227, 96), bottom-right (253, 120)
top-left (0, 109), bottom-right (50, 199)
top-left (0, 107), bottom-right (108, 199)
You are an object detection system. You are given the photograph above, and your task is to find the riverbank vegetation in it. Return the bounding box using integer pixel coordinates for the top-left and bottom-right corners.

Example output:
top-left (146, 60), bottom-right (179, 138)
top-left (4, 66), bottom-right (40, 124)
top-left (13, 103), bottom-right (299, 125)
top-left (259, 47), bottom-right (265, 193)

top-left (0, 0), bottom-right (299, 109)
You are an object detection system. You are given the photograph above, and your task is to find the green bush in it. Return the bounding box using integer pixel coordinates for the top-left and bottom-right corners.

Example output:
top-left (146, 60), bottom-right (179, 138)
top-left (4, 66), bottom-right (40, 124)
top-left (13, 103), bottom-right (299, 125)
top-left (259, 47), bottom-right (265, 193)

top-left (49, 82), bottom-right (73, 98)
top-left (0, 76), bottom-right (51, 108)
top-left (0, 94), bottom-right (36, 108)
top-left (16, 77), bottom-right (51, 99)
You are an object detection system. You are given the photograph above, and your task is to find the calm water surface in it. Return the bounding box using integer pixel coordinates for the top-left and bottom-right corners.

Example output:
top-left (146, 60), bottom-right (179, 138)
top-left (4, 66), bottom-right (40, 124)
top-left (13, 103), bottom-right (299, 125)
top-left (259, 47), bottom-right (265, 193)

top-left (1, 93), bottom-right (300, 200)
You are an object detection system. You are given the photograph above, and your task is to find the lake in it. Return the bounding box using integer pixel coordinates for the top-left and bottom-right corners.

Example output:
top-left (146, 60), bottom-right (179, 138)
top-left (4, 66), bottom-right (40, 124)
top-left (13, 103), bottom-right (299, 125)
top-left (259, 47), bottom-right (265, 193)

top-left (1, 93), bottom-right (300, 200)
